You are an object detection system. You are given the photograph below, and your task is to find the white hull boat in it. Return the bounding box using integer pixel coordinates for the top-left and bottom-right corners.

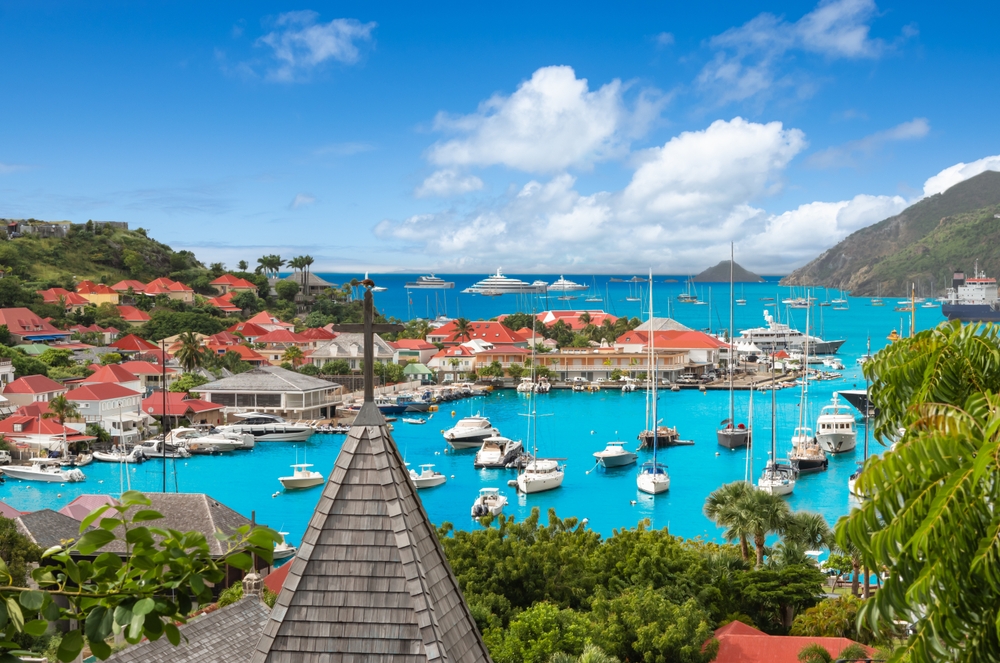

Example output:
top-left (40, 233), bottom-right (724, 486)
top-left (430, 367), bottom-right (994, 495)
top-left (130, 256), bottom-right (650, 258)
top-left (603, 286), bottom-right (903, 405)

top-left (409, 464), bottom-right (446, 489)
top-left (273, 534), bottom-right (297, 561)
top-left (93, 448), bottom-right (146, 463)
top-left (279, 463), bottom-right (325, 490)
top-left (471, 488), bottom-right (507, 517)
top-left (593, 441), bottom-right (637, 468)
top-left (135, 440), bottom-right (191, 459)
top-left (815, 394), bottom-right (857, 453)
top-left (1, 459), bottom-right (85, 483)
top-left (444, 415), bottom-right (500, 449)
top-left (757, 460), bottom-right (796, 496)
top-left (636, 462), bottom-right (670, 494)
top-left (516, 459), bottom-right (564, 494)
top-left (474, 436), bottom-right (523, 469)
top-left (219, 413), bottom-right (313, 442)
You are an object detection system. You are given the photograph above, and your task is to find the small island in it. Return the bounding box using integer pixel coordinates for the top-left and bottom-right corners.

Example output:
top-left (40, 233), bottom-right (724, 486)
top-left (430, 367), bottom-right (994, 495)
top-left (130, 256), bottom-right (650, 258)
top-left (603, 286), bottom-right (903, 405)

top-left (691, 260), bottom-right (765, 283)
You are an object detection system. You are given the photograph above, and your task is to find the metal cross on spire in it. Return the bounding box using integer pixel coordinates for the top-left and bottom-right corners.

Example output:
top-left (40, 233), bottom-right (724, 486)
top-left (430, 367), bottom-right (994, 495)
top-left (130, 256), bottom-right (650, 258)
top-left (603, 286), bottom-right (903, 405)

top-left (329, 282), bottom-right (403, 403)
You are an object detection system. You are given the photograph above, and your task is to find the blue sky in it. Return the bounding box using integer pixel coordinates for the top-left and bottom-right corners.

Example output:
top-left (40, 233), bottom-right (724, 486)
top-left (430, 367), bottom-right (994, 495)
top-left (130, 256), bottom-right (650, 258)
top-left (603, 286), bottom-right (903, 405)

top-left (2, 1), bottom-right (1000, 274)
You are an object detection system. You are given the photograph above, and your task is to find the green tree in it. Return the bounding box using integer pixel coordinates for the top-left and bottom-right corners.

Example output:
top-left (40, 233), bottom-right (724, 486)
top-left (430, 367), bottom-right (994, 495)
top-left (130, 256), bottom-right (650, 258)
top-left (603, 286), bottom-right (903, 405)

top-left (282, 345), bottom-right (305, 368)
top-left (790, 596), bottom-right (881, 645)
top-left (507, 363), bottom-right (526, 379)
top-left (321, 359), bottom-right (351, 375)
top-left (837, 321), bottom-right (1000, 663)
top-left (452, 318), bottom-right (473, 342)
top-left (0, 325), bottom-right (11, 346)
top-left (275, 280), bottom-right (299, 302)
top-left (231, 290), bottom-right (260, 315)
top-left (484, 602), bottom-right (590, 663)
top-left (43, 394), bottom-right (80, 453)
top-left (140, 311), bottom-right (226, 340)
top-left (550, 643), bottom-right (619, 663)
top-left (592, 590), bottom-right (717, 663)
top-left (238, 260), bottom-right (248, 271)
top-left (797, 643), bottom-right (832, 663)
top-left (100, 352), bottom-right (123, 365)
top-left (169, 372), bottom-right (210, 396)
top-left (704, 481), bottom-right (755, 562)
top-left (836, 643), bottom-right (870, 661)
top-left (174, 331), bottom-right (205, 373)
top-left (0, 516), bottom-right (40, 588)
top-left (37, 348), bottom-right (73, 368)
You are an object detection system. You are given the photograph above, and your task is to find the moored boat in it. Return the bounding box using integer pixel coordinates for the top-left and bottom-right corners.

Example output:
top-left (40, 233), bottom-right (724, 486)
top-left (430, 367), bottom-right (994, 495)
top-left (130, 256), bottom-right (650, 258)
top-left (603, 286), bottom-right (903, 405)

top-left (815, 393), bottom-right (857, 453)
top-left (1, 458), bottom-right (86, 483)
top-left (278, 463), bottom-right (324, 490)
top-left (593, 441), bottom-right (637, 468)
top-left (444, 415), bottom-right (500, 449)
top-left (408, 463), bottom-right (447, 489)
top-left (219, 412), bottom-right (313, 442)
top-left (471, 488), bottom-right (507, 517)
top-left (474, 436), bottom-right (523, 469)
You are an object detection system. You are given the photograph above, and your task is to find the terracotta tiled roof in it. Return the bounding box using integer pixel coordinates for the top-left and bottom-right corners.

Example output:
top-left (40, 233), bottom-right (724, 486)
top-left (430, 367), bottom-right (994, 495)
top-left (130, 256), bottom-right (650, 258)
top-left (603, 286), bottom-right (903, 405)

top-left (116, 306), bottom-right (151, 323)
top-left (391, 338), bottom-right (436, 350)
top-left (245, 311), bottom-right (294, 329)
top-left (255, 329), bottom-right (309, 344)
top-left (119, 360), bottom-right (177, 376)
top-left (211, 274), bottom-right (258, 289)
top-left (227, 322), bottom-right (269, 338)
top-left (82, 364), bottom-right (139, 384)
top-left (4, 375), bottom-right (65, 395)
top-left (615, 330), bottom-right (728, 350)
top-left (206, 344), bottom-right (266, 363)
top-left (110, 334), bottom-right (158, 352)
top-left (0, 308), bottom-right (70, 338)
top-left (711, 621), bottom-right (875, 663)
top-left (76, 282), bottom-right (118, 296)
top-left (110, 280), bottom-right (147, 292)
top-left (429, 320), bottom-right (524, 344)
top-left (0, 415), bottom-right (93, 440)
top-left (37, 288), bottom-right (90, 306)
top-left (299, 327), bottom-right (336, 340)
top-left (206, 296), bottom-right (241, 312)
top-left (142, 393), bottom-right (222, 417)
top-left (66, 383), bottom-right (142, 401)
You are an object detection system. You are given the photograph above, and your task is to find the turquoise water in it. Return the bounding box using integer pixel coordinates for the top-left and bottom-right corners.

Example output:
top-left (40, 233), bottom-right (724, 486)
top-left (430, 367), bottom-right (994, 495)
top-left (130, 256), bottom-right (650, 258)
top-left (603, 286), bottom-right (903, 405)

top-left (0, 275), bottom-right (944, 549)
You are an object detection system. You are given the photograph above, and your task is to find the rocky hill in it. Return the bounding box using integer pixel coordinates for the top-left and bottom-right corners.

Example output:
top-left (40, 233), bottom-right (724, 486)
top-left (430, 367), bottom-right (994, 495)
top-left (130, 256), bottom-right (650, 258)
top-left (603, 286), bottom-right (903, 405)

top-left (692, 260), bottom-right (764, 282)
top-left (781, 170), bottom-right (1000, 296)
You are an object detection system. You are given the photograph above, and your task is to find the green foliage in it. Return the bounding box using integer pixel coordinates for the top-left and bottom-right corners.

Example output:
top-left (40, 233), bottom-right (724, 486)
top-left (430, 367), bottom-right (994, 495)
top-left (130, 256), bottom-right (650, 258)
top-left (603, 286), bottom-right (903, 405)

top-left (321, 359), bottom-right (351, 375)
top-left (140, 311), bottom-right (226, 341)
top-left (373, 361), bottom-right (405, 383)
top-left (0, 518), bottom-right (41, 588)
top-left (790, 596), bottom-right (876, 644)
top-left (174, 331), bottom-right (205, 373)
top-left (0, 325), bottom-right (11, 347)
top-left (0, 346), bottom-right (49, 378)
top-left (37, 348), bottom-right (73, 368)
top-left (100, 352), bottom-right (123, 365)
top-left (275, 280), bottom-right (299, 302)
top-left (837, 643), bottom-right (870, 661)
top-left (216, 581), bottom-right (278, 609)
top-left (591, 591), bottom-right (716, 663)
top-left (0, 491), bottom-right (280, 662)
top-left (0, 276), bottom-right (42, 309)
top-left (478, 361), bottom-right (505, 379)
top-left (86, 423), bottom-right (111, 444)
top-left (507, 363), bottom-right (526, 379)
top-left (550, 643), bottom-right (619, 663)
top-left (169, 373), bottom-right (210, 395)
top-left (797, 643), bottom-right (832, 663)
top-left (230, 290), bottom-right (261, 315)
top-left (717, 565), bottom-right (827, 634)
top-left (484, 602), bottom-right (590, 663)
top-left (298, 363), bottom-right (320, 376)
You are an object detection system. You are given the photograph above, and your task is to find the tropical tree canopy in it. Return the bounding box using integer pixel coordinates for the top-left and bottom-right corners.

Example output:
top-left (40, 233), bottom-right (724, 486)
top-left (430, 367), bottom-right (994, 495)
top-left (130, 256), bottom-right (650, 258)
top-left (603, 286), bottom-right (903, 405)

top-left (837, 321), bottom-right (1000, 663)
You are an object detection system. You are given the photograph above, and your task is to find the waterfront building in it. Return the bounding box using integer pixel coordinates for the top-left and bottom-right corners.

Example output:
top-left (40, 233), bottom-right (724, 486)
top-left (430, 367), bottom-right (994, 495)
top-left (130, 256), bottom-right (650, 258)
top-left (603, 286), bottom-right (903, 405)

top-left (0, 408), bottom-right (94, 451)
top-left (65, 383), bottom-right (147, 443)
top-left (0, 358), bottom-right (14, 390)
top-left (3, 375), bottom-right (66, 408)
top-left (390, 338), bottom-right (438, 364)
top-left (306, 332), bottom-right (396, 370)
top-left (0, 308), bottom-right (70, 343)
top-left (427, 319), bottom-right (526, 346)
top-left (535, 309), bottom-right (618, 329)
top-left (198, 366), bottom-right (341, 422)
top-left (255, 329), bottom-right (312, 365)
top-left (634, 317), bottom-right (692, 331)
top-left (142, 392), bottom-right (224, 427)
top-left (427, 345), bottom-right (478, 381)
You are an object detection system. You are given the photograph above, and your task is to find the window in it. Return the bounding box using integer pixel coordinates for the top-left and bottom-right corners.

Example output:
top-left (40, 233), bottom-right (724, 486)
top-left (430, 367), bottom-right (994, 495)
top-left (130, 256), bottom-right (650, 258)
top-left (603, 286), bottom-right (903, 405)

top-left (13, 424), bottom-right (21, 432)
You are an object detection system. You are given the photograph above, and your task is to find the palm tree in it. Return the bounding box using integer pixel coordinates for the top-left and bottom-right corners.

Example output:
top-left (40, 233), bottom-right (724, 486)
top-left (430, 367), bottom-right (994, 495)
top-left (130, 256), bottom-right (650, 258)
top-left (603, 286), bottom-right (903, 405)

top-left (783, 512), bottom-right (833, 550)
top-left (452, 318), bottom-right (472, 343)
top-left (238, 260), bottom-right (248, 271)
top-left (175, 331), bottom-right (205, 373)
top-left (744, 490), bottom-right (792, 568)
top-left (43, 394), bottom-right (80, 456)
top-left (283, 346), bottom-right (305, 368)
top-left (579, 311), bottom-right (591, 325)
top-left (302, 255), bottom-right (314, 296)
top-left (704, 481), bottom-right (756, 562)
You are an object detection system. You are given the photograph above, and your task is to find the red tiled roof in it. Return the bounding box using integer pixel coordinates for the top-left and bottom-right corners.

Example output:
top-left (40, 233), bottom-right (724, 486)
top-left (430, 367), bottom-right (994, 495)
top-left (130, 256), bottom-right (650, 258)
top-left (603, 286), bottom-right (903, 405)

top-left (110, 334), bottom-right (158, 352)
top-left (299, 327), bottom-right (337, 340)
top-left (4, 375), bottom-right (65, 395)
top-left (141, 392), bottom-right (223, 417)
top-left (227, 322), bottom-right (269, 338)
top-left (0, 308), bottom-right (69, 337)
top-left (615, 330), bottom-right (728, 350)
top-left (76, 282), bottom-right (118, 296)
top-left (119, 360), bottom-right (177, 376)
top-left (82, 364), bottom-right (138, 384)
top-left (66, 383), bottom-right (142, 401)
top-left (264, 561), bottom-right (291, 594)
top-left (712, 624), bottom-right (874, 663)
top-left (392, 338), bottom-right (436, 350)
top-left (210, 274), bottom-right (258, 289)
top-left (37, 288), bottom-right (90, 306)
top-left (14, 403), bottom-right (51, 418)
top-left (532, 310), bottom-right (618, 331)
top-left (429, 321), bottom-right (524, 345)
top-left (116, 306), bottom-right (151, 323)
top-left (256, 329), bottom-right (309, 344)
top-left (245, 311), bottom-right (293, 329)
top-left (207, 344), bottom-right (266, 363)
top-left (0, 415), bottom-right (95, 441)
top-left (206, 296), bottom-right (241, 312)
top-left (110, 280), bottom-right (147, 292)
top-left (0, 502), bottom-right (24, 519)
top-left (167, 281), bottom-right (193, 292)
top-left (207, 331), bottom-right (241, 346)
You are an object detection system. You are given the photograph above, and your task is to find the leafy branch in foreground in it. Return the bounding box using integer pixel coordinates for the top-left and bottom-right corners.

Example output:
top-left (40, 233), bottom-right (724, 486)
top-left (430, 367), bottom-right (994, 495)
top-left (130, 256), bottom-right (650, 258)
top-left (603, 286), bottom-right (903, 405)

top-left (0, 490), bottom-right (280, 662)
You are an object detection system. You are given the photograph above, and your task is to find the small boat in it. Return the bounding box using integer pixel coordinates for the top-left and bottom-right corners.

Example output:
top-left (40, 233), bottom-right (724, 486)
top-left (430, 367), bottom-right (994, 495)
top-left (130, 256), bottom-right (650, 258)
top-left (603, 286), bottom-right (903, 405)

top-left (637, 426), bottom-right (681, 450)
top-left (409, 463), bottom-right (446, 488)
top-left (636, 460), bottom-right (670, 494)
top-left (273, 532), bottom-right (297, 560)
top-left (279, 463), bottom-right (325, 490)
top-left (68, 453), bottom-right (93, 467)
top-left (93, 447), bottom-right (146, 463)
top-left (1, 458), bottom-right (86, 483)
top-left (401, 417), bottom-right (427, 425)
top-left (593, 441), bottom-right (637, 468)
top-left (444, 415), bottom-right (500, 449)
top-left (516, 377), bottom-right (536, 393)
top-left (471, 488), bottom-right (507, 517)
top-left (474, 436), bottom-right (523, 469)
top-left (134, 439), bottom-right (192, 459)
top-left (516, 459), bottom-right (564, 494)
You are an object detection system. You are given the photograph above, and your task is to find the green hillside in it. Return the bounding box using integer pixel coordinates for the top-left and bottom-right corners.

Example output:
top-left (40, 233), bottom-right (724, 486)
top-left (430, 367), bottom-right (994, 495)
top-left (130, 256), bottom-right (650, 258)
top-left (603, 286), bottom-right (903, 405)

top-left (781, 170), bottom-right (1000, 295)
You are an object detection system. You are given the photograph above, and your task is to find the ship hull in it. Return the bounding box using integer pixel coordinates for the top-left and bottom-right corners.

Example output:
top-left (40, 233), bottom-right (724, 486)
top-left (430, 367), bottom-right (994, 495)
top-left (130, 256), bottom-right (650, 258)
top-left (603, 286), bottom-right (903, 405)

top-left (941, 303), bottom-right (1000, 322)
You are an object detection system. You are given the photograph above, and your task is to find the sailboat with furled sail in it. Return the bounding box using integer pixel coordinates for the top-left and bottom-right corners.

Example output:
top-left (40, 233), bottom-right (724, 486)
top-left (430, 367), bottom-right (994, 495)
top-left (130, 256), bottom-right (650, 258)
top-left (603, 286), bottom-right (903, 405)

top-left (718, 244), bottom-right (750, 450)
top-left (788, 297), bottom-right (828, 473)
top-left (757, 356), bottom-right (797, 496)
top-left (637, 270), bottom-right (670, 495)
top-left (516, 320), bottom-right (565, 494)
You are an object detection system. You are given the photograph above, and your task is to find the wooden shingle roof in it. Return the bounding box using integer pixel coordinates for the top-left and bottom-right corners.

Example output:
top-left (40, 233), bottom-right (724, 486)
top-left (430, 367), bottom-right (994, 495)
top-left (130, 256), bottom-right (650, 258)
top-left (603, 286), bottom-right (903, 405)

top-left (251, 402), bottom-right (491, 663)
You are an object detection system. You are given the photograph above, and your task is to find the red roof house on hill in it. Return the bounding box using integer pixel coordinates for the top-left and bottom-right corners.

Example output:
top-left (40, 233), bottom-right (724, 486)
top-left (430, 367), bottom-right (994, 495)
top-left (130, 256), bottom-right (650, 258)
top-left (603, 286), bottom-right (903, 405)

top-left (536, 310), bottom-right (618, 330)
top-left (3, 375), bottom-right (66, 407)
top-left (142, 392), bottom-right (223, 425)
top-left (427, 321), bottom-right (526, 346)
top-left (206, 292), bottom-right (242, 314)
top-left (37, 288), bottom-right (90, 312)
top-left (299, 327), bottom-right (337, 341)
top-left (81, 364), bottom-right (142, 391)
top-left (710, 620), bottom-right (874, 663)
top-left (244, 311), bottom-right (294, 332)
top-left (0, 415), bottom-right (95, 449)
top-left (210, 274), bottom-right (259, 295)
top-left (110, 334), bottom-right (158, 354)
top-left (144, 277), bottom-right (194, 303)
top-left (227, 321), bottom-right (269, 341)
top-left (110, 279), bottom-right (147, 293)
top-left (205, 343), bottom-right (267, 366)
top-left (0, 308), bottom-right (70, 343)
top-left (116, 305), bottom-right (151, 325)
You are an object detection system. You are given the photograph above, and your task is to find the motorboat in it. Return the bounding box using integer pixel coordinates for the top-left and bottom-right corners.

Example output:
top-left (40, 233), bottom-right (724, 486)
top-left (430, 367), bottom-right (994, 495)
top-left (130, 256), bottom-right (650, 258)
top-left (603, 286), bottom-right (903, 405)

top-left (166, 427), bottom-right (253, 454)
top-left (474, 436), bottom-right (523, 469)
top-left (516, 459), bottom-right (564, 494)
top-left (815, 394), bottom-right (857, 453)
top-left (93, 446), bottom-right (146, 463)
top-left (621, 379), bottom-right (637, 393)
top-left (404, 274), bottom-right (455, 289)
top-left (374, 396), bottom-right (408, 415)
top-left (547, 276), bottom-right (588, 292)
top-left (273, 533), bottom-right (297, 561)
top-left (737, 311), bottom-right (845, 355)
top-left (279, 463), bottom-right (325, 490)
top-left (1, 458), bottom-right (86, 483)
top-left (471, 488), bottom-right (507, 517)
top-left (218, 413), bottom-right (313, 442)
top-left (462, 268), bottom-right (548, 295)
top-left (401, 417), bottom-right (427, 425)
top-left (516, 377), bottom-right (535, 393)
top-left (443, 415), bottom-right (500, 449)
top-left (63, 453), bottom-right (93, 467)
top-left (636, 461), bottom-right (670, 494)
top-left (757, 457), bottom-right (797, 496)
top-left (134, 439), bottom-right (191, 459)
top-left (593, 441), bottom-right (637, 468)
top-left (535, 377), bottom-right (551, 394)
top-left (789, 427), bottom-right (828, 473)
top-left (408, 463), bottom-right (446, 489)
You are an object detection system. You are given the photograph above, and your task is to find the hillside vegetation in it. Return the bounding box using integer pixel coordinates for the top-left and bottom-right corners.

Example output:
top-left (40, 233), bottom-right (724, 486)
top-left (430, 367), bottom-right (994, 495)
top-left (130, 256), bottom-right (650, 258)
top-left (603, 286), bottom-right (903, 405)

top-left (781, 170), bottom-right (1000, 296)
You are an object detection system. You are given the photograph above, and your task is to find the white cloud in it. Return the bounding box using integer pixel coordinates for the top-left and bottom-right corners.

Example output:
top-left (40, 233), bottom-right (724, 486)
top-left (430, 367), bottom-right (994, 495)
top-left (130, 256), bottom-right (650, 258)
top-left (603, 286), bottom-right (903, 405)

top-left (427, 65), bottom-right (665, 173)
top-left (415, 170), bottom-right (485, 198)
top-left (656, 32), bottom-right (675, 47)
top-left (290, 193), bottom-right (316, 209)
top-left (922, 155), bottom-right (1000, 197)
top-left (257, 11), bottom-right (375, 82)
top-left (808, 117), bottom-right (930, 168)
top-left (0, 162), bottom-right (29, 175)
top-left (699, 0), bottom-right (897, 105)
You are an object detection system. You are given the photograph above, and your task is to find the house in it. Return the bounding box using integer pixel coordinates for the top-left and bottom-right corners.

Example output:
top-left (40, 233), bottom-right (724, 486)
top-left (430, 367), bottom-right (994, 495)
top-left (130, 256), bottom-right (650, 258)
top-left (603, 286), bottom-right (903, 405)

top-left (75, 281), bottom-right (120, 305)
top-left (119, 360), bottom-right (178, 391)
top-left (110, 333), bottom-right (158, 355)
top-left (145, 277), bottom-right (194, 304)
top-left (205, 292), bottom-right (242, 314)
top-left (634, 317), bottom-right (692, 332)
top-left (69, 324), bottom-right (120, 345)
top-left (36, 288), bottom-right (90, 313)
top-left (427, 345), bottom-right (478, 380)
top-left (306, 332), bottom-right (395, 370)
top-left (116, 305), bottom-right (151, 326)
top-left (272, 272), bottom-right (335, 298)
top-left (254, 329), bottom-right (311, 365)
top-left (614, 330), bottom-right (728, 375)
top-left (109, 279), bottom-right (147, 294)
top-left (210, 274), bottom-right (259, 296)
top-left (299, 326), bottom-right (337, 344)
top-left (227, 321), bottom-right (269, 342)
top-left (709, 620), bottom-right (874, 663)
top-left (79, 363), bottom-right (143, 393)
top-left (142, 392), bottom-right (224, 426)
top-left (0, 358), bottom-right (14, 390)
top-left (0, 412), bottom-right (95, 451)
top-left (390, 338), bottom-right (438, 365)
top-left (65, 383), bottom-right (146, 443)
top-left (3, 375), bottom-right (66, 407)
top-left (198, 366), bottom-right (341, 422)
top-left (205, 343), bottom-right (267, 367)
top-left (427, 320), bottom-right (526, 347)
top-left (0, 308), bottom-right (71, 343)
top-left (13, 509), bottom-right (88, 548)
top-left (244, 311), bottom-right (294, 333)
top-left (535, 309), bottom-right (618, 331)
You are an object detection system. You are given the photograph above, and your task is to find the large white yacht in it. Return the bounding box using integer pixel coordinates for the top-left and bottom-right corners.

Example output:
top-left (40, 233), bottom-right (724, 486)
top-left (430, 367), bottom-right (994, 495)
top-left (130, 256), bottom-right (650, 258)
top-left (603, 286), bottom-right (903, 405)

top-left (1, 458), bottom-right (86, 483)
top-left (443, 415), bottom-right (500, 449)
top-left (404, 274), bottom-right (455, 289)
top-left (815, 394), bottom-right (857, 453)
top-left (547, 276), bottom-right (588, 292)
top-left (738, 311), bottom-right (845, 355)
top-left (516, 458), bottom-right (564, 494)
top-left (474, 436), bottom-right (523, 469)
top-left (462, 269), bottom-right (548, 295)
top-left (218, 412), bottom-right (313, 442)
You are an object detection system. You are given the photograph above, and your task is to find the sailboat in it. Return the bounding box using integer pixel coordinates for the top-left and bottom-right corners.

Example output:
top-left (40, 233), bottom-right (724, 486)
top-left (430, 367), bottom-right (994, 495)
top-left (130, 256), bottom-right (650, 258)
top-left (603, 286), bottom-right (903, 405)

top-left (849, 337), bottom-right (872, 499)
top-left (718, 245), bottom-right (749, 449)
top-left (678, 277), bottom-right (698, 303)
top-left (757, 356), bottom-right (797, 496)
top-left (871, 284), bottom-right (884, 307)
top-left (625, 277), bottom-right (643, 302)
top-left (788, 299), bottom-right (828, 472)
top-left (516, 317), bottom-right (565, 494)
top-left (638, 270), bottom-right (670, 495)
top-left (736, 284), bottom-right (746, 306)
top-left (585, 276), bottom-right (603, 303)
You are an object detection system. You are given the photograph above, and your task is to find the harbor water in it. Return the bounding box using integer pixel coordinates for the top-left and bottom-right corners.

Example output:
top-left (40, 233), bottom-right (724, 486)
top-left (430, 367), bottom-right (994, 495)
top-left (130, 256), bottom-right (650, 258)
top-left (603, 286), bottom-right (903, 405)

top-left (0, 274), bottom-right (943, 551)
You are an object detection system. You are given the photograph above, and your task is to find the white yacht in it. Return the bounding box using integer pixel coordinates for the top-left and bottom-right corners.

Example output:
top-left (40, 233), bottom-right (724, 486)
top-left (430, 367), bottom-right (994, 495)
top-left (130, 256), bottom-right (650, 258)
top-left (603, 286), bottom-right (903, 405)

top-left (408, 464), bottom-right (446, 489)
top-left (443, 415), bottom-right (500, 449)
top-left (516, 377), bottom-right (536, 393)
top-left (547, 276), bottom-right (588, 292)
top-left (757, 458), bottom-right (797, 496)
top-left (1, 458), bottom-right (86, 483)
top-left (738, 311), bottom-right (845, 355)
top-left (279, 463), bottom-right (324, 490)
top-left (462, 268), bottom-right (548, 295)
top-left (471, 488), bottom-right (507, 517)
top-left (636, 461), bottom-right (670, 494)
top-left (516, 458), bottom-right (564, 494)
top-left (404, 274), bottom-right (455, 289)
top-left (273, 533), bottom-right (297, 561)
top-left (474, 436), bottom-right (523, 469)
top-left (93, 447), bottom-right (147, 463)
top-left (815, 394), bottom-right (857, 453)
top-left (135, 439), bottom-right (192, 459)
top-left (593, 441), bottom-right (637, 468)
top-left (166, 427), bottom-right (254, 453)
top-left (219, 413), bottom-right (313, 442)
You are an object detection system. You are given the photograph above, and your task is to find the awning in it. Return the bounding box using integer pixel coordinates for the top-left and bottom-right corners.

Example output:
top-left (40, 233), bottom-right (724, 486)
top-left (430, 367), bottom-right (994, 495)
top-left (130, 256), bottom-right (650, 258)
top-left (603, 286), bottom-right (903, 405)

top-left (117, 412), bottom-right (152, 422)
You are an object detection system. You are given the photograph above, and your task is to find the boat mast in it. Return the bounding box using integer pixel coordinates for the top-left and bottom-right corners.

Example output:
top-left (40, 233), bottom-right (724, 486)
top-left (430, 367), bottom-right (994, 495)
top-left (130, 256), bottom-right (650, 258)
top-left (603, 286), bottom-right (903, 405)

top-left (729, 244), bottom-right (735, 427)
top-left (797, 294), bottom-right (810, 440)
top-left (864, 336), bottom-right (870, 463)
top-left (649, 268), bottom-right (658, 466)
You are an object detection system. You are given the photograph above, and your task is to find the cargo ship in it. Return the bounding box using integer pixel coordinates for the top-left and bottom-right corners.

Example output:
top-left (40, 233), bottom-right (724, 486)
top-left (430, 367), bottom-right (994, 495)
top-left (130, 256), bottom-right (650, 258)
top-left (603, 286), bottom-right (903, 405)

top-left (941, 265), bottom-right (1000, 322)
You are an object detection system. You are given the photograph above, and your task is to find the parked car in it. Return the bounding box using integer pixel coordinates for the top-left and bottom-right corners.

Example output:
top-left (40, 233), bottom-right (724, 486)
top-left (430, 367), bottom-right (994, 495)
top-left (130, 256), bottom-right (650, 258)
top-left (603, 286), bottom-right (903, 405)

top-left (0, 450), bottom-right (11, 465)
